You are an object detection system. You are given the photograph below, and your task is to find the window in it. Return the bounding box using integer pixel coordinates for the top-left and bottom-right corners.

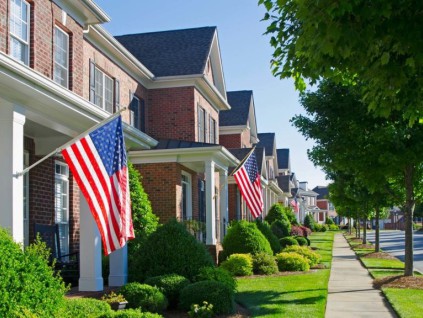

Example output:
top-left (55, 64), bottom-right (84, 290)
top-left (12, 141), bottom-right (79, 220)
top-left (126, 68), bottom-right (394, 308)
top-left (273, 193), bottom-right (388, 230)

top-left (53, 27), bottom-right (69, 88)
top-left (55, 162), bottom-right (69, 258)
top-left (181, 172), bottom-right (192, 220)
top-left (198, 106), bottom-right (205, 142)
top-left (209, 117), bottom-right (216, 144)
top-left (89, 61), bottom-right (114, 113)
top-left (10, 0), bottom-right (30, 65)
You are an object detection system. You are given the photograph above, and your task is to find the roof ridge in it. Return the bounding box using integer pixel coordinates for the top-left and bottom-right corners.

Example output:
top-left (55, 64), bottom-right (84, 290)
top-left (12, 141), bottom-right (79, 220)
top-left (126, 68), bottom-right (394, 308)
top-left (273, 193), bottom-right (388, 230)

top-left (115, 26), bottom-right (216, 38)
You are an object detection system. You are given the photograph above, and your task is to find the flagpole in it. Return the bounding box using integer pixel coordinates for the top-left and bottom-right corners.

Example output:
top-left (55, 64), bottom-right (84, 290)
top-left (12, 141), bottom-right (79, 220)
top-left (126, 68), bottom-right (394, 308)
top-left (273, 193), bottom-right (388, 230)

top-left (229, 146), bottom-right (256, 177)
top-left (14, 107), bottom-right (127, 177)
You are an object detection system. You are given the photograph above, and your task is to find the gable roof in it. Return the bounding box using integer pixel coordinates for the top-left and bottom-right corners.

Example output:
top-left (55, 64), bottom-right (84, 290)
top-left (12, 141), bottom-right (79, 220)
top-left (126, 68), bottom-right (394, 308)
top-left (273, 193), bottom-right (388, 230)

top-left (115, 27), bottom-right (216, 77)
top-left (312, 186), bottom-right (329, 200)
top-left (257, 133), bottom-right (276, 156)
top-left (220, 91), bottom-right (252, 126)
top-left (228, 147), bottom-right (265, 175)
top-left (277, 148), bottom-right (289, 170)
top-left (277, 175), bottom-right (290, 193)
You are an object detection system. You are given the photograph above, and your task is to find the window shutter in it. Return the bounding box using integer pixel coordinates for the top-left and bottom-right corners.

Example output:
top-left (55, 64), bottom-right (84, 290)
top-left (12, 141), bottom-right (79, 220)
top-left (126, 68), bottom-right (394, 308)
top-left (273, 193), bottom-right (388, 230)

top-left (114, 79), bottom-right (120, 111)
top-left (89, 60), bottom-right (95, 103)
top-left (140, 99), bottom-right (146, 132)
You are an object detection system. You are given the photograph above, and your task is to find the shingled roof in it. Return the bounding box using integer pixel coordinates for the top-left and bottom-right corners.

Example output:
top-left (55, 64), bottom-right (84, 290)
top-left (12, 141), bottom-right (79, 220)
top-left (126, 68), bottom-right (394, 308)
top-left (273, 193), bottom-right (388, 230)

top-left (115, 27), bottom-right (216, 77)
top-left (228, 147), bottom-right (265, 175)
top-left (154, 139), bottom-right (217, 150)
top-left (220, 91), bottom-right (252, 126)
top-left (277, 149), bottom-right (289, 170)
top-left (257, 133), bottom-right (275, 156)
top-left (277, 175), bottom-right (290, 193)
top-left (312, 186), bottom-right (329, 200)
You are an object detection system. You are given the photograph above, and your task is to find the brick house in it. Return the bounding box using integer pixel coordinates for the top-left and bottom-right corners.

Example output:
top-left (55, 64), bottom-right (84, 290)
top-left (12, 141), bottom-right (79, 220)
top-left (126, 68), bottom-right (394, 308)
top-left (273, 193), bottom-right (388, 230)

top-left (276, 148), bottom-right (294, 206)
top-left (313, 185), bottom-right (337, 222)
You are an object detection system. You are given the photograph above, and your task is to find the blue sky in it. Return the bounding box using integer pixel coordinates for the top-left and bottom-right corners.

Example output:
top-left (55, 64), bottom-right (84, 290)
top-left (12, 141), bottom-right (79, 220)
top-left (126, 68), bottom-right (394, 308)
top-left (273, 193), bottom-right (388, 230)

top-left (94, 0), bottom-right (328, 189)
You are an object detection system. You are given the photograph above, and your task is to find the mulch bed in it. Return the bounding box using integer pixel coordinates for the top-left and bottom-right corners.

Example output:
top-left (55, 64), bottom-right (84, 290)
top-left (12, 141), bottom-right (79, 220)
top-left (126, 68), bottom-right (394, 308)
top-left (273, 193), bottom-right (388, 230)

top-left (374, 276), bottom-right (423, 290)
top-left (361, 252), bottom-right (397, 260)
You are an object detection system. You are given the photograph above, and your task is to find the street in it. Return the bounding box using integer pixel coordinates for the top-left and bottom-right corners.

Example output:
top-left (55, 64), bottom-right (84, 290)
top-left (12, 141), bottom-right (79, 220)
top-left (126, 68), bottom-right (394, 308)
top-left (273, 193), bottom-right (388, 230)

top-left (367, 230), bottom-right (423, 273)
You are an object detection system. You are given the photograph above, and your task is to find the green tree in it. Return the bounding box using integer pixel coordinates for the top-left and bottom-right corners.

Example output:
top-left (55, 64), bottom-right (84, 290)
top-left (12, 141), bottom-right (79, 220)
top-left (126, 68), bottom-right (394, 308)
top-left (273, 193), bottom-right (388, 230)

top-left (259, 0), bottom-right (423, 121)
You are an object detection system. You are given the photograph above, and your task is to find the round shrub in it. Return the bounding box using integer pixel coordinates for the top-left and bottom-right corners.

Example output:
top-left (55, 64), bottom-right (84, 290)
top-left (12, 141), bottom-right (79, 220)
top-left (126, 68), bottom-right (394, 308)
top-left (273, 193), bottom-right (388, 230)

top-left (252, 253), bottom-right (278, 275)
top-left (304, 214), bottom-right (315, 231)
top-left (98, 309), bottom-right (163, 318)
top-left (179, 281), bottom-right (234, 314)
top-left (314, 224), bottom-right (323, 232)
top-left (275, 252), bottom-right (310, 272)
top-left (325, 218), bottom-right (335, 225)
top-left (280, 236), bottom-right (299, 249)
top-left (144, 274), bottom-right (190, 308)
top-left (329, 224), bottom-right (339, 231)
top-left (0, 228), bottom-right (67, 317)
top-left (271, 219), bottom-right (291, 239)
top-left (120, 283), bottom-right (168, 313)
top-left (59, 298), bottom-right (112, 318)
top-left (282, 245), bottom-right (321, 267)
top-left (131, 219), bottom-right (213, 281)
top-left (290, 225), bottom-right (304, 237)
top-left (220, 254), bottom-right (253, 276)
top-left (321, 224), bottom-right (328, 232)
top-left (195, 267), bottom-right (237, 293)
top-left (255, 219), bottom-right (281, 254)
top-left (294, 236), bottom-right (308, 246)
top-left (265, 204), bottom-right (289, 224)
top-left (222, 220), bottom-right (272, 259)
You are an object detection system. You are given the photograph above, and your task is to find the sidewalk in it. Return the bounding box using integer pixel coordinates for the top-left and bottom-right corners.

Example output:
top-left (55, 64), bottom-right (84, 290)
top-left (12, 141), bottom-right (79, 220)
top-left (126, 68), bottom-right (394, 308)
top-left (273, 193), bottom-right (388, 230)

top-left (325, 233), bottom-right (397, 318)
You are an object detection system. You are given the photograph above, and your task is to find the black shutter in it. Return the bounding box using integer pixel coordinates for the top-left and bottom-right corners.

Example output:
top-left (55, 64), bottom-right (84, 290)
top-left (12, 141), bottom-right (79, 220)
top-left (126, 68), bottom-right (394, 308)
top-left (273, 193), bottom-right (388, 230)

top-left (89, 60), bottom-right (95, 103)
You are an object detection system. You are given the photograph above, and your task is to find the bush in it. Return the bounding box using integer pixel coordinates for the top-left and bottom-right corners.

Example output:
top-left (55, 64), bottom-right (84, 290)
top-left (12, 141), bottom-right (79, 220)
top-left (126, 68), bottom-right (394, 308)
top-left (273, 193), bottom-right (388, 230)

top-left (195, 267), bottom-right (237, 293)
top-left (284, 208), bottom-right (298, 225)
top-left (290, 225), bottom-right (304, 237)
top-left (179, 281), bottom-right (234, 314)
top-left (271, 220), bottom-right (292, 239)
top-left (131, 219), bottom-right (213, 281)
top-left (252, 253), bottom-right (278, 275)
top-left (120, 283), bottom-right (168, 313)
top-left (275, 252), bottom-right (310, 272)
top-left (325, 218), bottom-right (335, 225)
top-left (321, 224), bottom-right (328, 232)
top-left (314, 224), bottom-right (323, 232)
top-left (222, 220), bottom-right (272, 260)
top-left (304, 214), bottom-right (315, 231)
top-left (60, 298), bottom-right (112, 318)
top-left (300, 225), bottom-right (312, 237)
top-left (282, 245), bottom-right (321, 267)
top-left (329, 224), bottom-right (339, 231)
top-left (294, 236), bottom-right (308, 246)
top-left (265, 204), bottom-right (289, 224)
top-left (188, 301), bottom-right (214, 318)
top-left (0, 228), bottom-right (68, 317)
top-left (220, 254), bottom-right (253, 276)
top-left (98, 309), bottom-right (163, 318)
top-left (144, 274), bottom-right (190, 308)
top-left (255, 219), bottom-right (281, 254)
top-left (280, 236), bottom-right (299, 249)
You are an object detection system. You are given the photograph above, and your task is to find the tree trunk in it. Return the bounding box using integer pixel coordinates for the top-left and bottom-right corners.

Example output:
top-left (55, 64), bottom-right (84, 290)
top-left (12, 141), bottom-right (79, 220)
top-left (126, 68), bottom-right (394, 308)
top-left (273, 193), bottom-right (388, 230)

top-left (357, 215), bottom-right (361, 239)
top-left (404, 164), bottom-right (415, 277)
top-left (375, 207), bottom-right (380, 252)
top-left (348, 217), bottom-right (352, 235)
top-left (362, 218), bottom-right (367, 245)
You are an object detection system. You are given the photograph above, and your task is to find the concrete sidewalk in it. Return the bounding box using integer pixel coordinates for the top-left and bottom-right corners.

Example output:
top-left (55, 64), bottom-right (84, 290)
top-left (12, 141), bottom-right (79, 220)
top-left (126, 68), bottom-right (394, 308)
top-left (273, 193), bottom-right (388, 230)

top-left (325, 233), bottom-right (397, 318)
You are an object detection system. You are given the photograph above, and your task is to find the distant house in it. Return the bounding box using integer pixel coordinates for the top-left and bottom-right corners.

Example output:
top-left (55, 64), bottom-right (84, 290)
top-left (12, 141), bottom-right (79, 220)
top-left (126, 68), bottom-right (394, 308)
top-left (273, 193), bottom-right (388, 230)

top-left (313, 186), bottom-right (337, 223)
top-left (276, 148), bottom-right (294, 206)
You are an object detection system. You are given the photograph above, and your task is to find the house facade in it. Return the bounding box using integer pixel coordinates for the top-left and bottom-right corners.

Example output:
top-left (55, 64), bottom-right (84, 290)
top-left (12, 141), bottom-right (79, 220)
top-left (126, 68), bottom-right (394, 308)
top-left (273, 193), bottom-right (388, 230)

top-left (313, 185), bottom-right (338, 222)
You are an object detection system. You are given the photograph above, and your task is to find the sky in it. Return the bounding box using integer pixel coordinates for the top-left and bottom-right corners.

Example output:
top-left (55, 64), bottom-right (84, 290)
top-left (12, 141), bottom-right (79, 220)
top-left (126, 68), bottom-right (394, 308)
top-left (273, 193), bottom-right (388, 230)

top-left (94, 0), bottom-right (329, 189)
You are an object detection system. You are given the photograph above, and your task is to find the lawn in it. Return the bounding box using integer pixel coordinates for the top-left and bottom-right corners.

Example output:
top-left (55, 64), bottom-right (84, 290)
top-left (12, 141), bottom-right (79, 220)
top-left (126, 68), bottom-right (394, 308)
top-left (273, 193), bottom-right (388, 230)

top-left (369, 269), bottom-right (421, 279)
top-left (236, 231), bottom-right (335, 318)
top-left (383, 288), bottom-right (423, 318)
top-left (360, 258), bottom-right (404, 269)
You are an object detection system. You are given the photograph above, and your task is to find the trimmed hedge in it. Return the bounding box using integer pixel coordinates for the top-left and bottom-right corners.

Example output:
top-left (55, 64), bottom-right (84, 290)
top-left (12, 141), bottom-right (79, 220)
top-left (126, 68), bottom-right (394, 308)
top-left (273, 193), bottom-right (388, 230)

top-left (275, 252), bottom-right (310, 272)
top-left (179, 281), bottom-right (234, 314)
top-left (60, 298), bottom-right (112, 318)
top-left (282, 245), bottom-right (321, 267)
top-left (222, 220), bottom-right (272, 259)
top-left (255, 219), bottom-right (281, 254)
top-left (120, 283), bottom-right (168, 313)
top-left (271, 219), bottom-right (291, 239)
top-left (304, 214), bottom-right (315, 231)
top-left (195, 267), bottom-right (237, 293)
top-left (220, 254), bottom-right (253, 276)
top-left (294, 236), bottom-right (308, 246)
top-left (265, 204), bottom-right (289, 224)
top-left (144, 274), bottom-right (190, 308)
top-left (252, 253), bottom-right (278, 275)
top-left (280, 236), bottom-right (299, 249)
top-left (130, 219), bottom-right (213, 281)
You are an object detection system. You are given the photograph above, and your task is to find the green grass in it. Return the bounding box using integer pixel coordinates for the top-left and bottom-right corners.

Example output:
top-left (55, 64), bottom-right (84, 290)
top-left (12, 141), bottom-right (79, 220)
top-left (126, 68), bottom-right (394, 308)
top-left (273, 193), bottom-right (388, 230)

top-left (383, 288), bottom-right (423, 318)
top-left (235, 231), bottom-right (334, 318)
top-left (369, 269), bottom-right (421, 279)
top-left (360, 257), bottom-right (404, 269)
top-left (353, 248), bottom-right (375, 256)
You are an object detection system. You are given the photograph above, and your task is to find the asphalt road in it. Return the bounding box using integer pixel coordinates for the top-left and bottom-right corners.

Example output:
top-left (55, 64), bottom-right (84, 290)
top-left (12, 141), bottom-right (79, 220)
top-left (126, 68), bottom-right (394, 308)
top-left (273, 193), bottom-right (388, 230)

top-left (367, 230), bottom-right (423, 273)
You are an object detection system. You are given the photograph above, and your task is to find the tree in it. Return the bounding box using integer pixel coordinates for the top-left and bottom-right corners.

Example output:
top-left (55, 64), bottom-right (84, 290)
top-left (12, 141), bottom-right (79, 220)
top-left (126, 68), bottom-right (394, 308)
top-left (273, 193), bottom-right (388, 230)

top-left (259, 0), bottom-right (423, 121)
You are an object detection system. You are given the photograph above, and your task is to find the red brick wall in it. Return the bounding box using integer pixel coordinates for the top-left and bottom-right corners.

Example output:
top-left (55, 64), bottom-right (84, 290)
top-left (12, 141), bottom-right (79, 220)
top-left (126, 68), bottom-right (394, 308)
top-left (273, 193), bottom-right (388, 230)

top-left (219, 134), bottom-right (242, 149)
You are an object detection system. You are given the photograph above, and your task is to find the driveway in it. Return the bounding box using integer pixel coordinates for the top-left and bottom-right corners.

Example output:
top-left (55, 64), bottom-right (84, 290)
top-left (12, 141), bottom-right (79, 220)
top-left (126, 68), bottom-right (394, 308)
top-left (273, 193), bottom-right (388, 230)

top-left (367, 230), bottom-right (423, 273)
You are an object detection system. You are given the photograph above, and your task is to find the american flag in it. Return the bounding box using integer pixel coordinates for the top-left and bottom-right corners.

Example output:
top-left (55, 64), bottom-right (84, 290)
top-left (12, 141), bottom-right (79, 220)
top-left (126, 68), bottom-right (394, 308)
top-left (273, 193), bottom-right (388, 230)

top-left (62, 116), bottom-right (134, 255)
top-left (233, 150), bottom-right (263, 218)
top-left (290, 198), bottom-right (299, 213)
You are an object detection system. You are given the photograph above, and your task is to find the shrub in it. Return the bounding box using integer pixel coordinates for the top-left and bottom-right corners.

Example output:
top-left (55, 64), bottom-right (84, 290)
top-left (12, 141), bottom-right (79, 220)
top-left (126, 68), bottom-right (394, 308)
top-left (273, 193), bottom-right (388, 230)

top-left (98, 309), bottom-right (163, 318)
top-left (304, 214), bottom-right (315, 231)
top-left (188, 301), bottom-right (214, 318)
top-left (280, 236), bottom-right (299, 249)
top-left (275, 252), bottom-right (310, 272)
top-left (144, 274), bottom-right (190, 308)
top-left (329, 224), bottom-right (339, 231)
top-left (120, 283), bottom-right (168, 313)
top-left (195, 267), bottom-right (237, 293)
top-left (314, 223), bottom-right (323, 232)
top-left (220, 254), bottom-right (253, 276)
top-left (325, 218), bottom-right (335, 225)
top-left (179, 281), bottom-right (234, 314)
top-left (222, 220), bottom-right (272, 259)
top-left (321, 224), bottom-right (328, 232)
top-left (300, 225), bottom-right (312, 237)
top-left (131, 219), bottom-right (213, 281)
top-left (290, 225), bottom-right (304, 237)
top-left (60, 298), bottom-right (112, 318)
top-left (265, 204), bottom-right (289, 224)
top-left (271, 220), bottom-right (291, 239)
top-left (0, 228), bottom-right (68, 317)
top-left (284, 208), bottom-right (298, 225)
top-left (282, 245), bottom-right (321, 267)
top-left (255, 219), bottom-right (281, 254)
top-left (294, 236), bottom-right (308, 246)
top-left (252, 253), bottom-right (278, 275)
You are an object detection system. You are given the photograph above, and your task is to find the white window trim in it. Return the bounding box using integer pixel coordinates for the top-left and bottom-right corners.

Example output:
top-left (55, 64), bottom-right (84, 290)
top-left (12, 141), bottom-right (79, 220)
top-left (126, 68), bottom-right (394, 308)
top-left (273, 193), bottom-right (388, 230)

top-left (10, 0), bottom-right (30, 65)
top-left (181, 171), bottom-right (192, 220)
top-left (198, 106), bottom-right (205, 142)
top-left (94, 67), bottom-right (114, 112)
top-left (53, 26), bottom-right (69, 88)
top-left (130, 94), bottom-right (140, 129)
top-left (54, 161), bottom-right (69, 257)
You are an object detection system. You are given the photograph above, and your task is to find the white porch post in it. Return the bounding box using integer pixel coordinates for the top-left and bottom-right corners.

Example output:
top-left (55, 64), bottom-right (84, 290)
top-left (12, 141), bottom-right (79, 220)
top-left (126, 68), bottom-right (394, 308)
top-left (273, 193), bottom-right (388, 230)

top-left (219, 170), bottom-right (228, 239)
top-left (108, 245), bottom-right (128, 286)
top-left (0, 105), bottom-right (25, 244)
top-left (205, 160), bottom-right (216, 245)
top-left (79, 194), bottom-right (103, 291)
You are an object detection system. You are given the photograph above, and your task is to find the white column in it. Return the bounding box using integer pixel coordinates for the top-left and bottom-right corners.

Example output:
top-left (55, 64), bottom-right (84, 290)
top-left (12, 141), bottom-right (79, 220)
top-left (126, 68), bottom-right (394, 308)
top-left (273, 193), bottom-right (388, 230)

top-left (0, 105), bottom-right (25, 244)
top-left (79, 194), bottom-right (103, 291)
top-left (108, 245), bottom-right (128, 286)
top-left (205, 161), bottom-right (216, 245)
top-left (219, 170), bottom-right (228, 239)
